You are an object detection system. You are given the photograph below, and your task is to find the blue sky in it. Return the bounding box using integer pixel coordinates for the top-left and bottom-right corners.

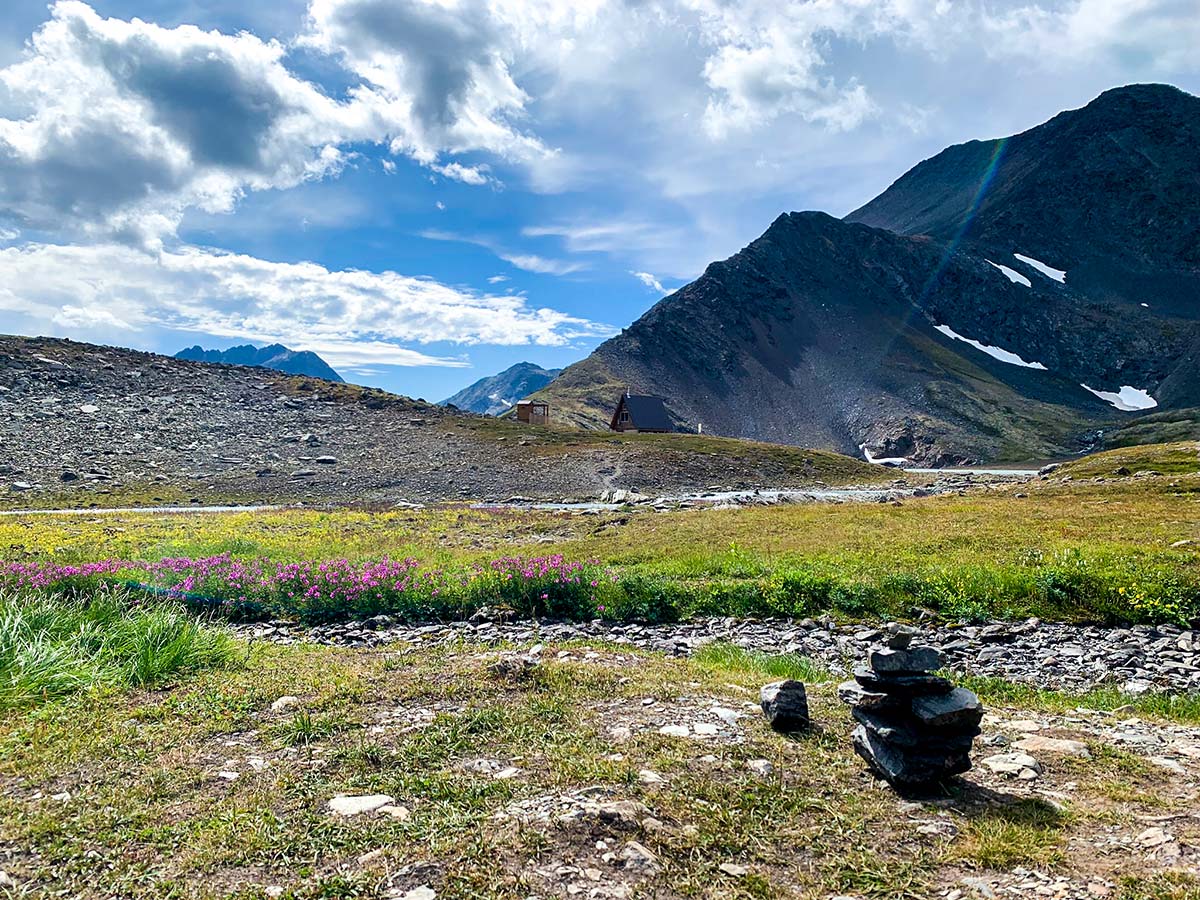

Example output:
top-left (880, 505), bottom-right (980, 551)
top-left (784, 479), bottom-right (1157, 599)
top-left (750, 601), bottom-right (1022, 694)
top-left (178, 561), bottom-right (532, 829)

top-left (0, 1), bottom-right (1198, 401)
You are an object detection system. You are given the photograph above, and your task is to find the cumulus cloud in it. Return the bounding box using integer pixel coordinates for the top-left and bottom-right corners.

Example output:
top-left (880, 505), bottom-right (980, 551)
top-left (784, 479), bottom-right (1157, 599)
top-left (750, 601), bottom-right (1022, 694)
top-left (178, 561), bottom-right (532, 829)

top-left (1, 0), bottom-right (1199, 354)
top-left (0, 1), bottom-right (374, 245)
top-left (302, 0), bottom-right (556, 169)
top-left (0, 242), bottom-right (612, 363)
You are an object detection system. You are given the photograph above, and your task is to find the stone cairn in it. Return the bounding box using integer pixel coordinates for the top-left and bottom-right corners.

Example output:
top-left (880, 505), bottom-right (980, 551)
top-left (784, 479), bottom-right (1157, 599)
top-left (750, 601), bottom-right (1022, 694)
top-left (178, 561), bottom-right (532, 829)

top-left (839, 624), bottom-right (984, 789)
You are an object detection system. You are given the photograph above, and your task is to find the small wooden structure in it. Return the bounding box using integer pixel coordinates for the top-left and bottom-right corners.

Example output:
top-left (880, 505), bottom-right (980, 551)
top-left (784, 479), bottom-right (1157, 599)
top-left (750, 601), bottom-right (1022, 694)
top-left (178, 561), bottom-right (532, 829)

top-left (516, 399), bottom-right (549, 425)
top-left (609, 392), bottom-right (672, 433)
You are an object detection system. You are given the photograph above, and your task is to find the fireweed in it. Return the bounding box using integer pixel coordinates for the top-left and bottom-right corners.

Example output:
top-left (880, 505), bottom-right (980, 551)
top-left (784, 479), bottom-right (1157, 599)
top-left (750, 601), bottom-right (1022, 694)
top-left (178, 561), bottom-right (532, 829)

top-left (0, 554), bottom-right (618, 624)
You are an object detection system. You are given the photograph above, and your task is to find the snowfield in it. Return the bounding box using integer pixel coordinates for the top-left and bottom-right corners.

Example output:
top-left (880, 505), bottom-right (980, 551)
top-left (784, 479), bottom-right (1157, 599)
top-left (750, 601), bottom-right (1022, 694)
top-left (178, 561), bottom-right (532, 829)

top-left (1081, 384), bottom-right (1158, 411)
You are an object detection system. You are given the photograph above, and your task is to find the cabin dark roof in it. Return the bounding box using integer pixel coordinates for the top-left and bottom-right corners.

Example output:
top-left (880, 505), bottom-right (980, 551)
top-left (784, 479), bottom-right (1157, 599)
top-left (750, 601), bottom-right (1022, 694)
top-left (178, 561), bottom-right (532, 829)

top-left (613, 394), bottom-right (673, 431)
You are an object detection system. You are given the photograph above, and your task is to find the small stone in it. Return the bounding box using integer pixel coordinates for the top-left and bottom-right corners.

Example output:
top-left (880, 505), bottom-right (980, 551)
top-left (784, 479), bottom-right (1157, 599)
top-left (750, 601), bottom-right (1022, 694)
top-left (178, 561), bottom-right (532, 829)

top-left (851, 725), bottom-right (970, 787)
top-left (270, 695), bottom-right (301, 712)
top-left (1120, 679), bottom-right (1155, 696)
top-left (718, 863), bottom-right (750, 877)
top-left (264, 887), bottom-right (283, 898)
top-left (1136, 827), bottom-right (1174, 848)
top-left (637, 769), bottom-right (664, 784)
top-left (358, 849), bottom-right (385, 865)
top-left (853, 668), bottom-right (953, 695)
top-left (619, 840), bottom-right (662, 875)
top-left (393, 888), bottom-right (436, 900)
top-left (885, 622), bottom-right (919, 649)
top-left (746, 759), bottom-right (774, 778)
top-left (760, 680), bottom-right (810, 732)
top-left (1013, 735), bottom-right (1090, 758)
top-left (327, 794), bottom-right (395, 816)
top-left (658, 724), bottom-right (690, 738)
top-left (692, 722), bottom-right (719, 736)
top-left (837, 681), bottom-right (898, 711)
top-left (378, 804), bottom-right (411, 819)
top-left (982, 752), bottom-right (1042, 778)
top-left (493, 766), bottom-right (523, 779)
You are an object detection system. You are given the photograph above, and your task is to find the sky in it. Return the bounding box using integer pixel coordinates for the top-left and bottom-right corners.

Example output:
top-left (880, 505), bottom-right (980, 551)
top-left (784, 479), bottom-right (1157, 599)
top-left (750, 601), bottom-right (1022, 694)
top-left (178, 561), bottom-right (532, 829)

top-left (0, 1), bottom-right (1197, 401)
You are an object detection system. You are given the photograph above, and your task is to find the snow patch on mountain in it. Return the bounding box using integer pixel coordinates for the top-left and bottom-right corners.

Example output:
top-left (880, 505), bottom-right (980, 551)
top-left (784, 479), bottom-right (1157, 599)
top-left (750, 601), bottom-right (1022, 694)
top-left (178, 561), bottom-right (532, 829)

top-left (935, 325), bottom-right (1048, 370)
top-left (860, 445), bottom-right (910, 466)
top-left (1081, 384), bottom-right (1158, 411)
top-left (987, 260), bottom-right (1032, 287)
top-left (1013, 253), bottom-right (1067, 283)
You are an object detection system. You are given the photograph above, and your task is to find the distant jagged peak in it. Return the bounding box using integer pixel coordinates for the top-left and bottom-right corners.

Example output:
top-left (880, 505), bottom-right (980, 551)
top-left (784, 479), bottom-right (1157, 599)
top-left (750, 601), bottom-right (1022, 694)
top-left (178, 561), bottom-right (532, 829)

top-left (174, 342), bottom-right (344, 382)
top-left (441, 361), bottom-right (563, 416)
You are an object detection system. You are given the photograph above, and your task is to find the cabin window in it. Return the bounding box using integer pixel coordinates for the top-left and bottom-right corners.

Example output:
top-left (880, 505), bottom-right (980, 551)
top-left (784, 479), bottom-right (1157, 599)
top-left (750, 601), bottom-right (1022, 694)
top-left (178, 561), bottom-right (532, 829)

top-left (620, 411), bottom-right (630, 423)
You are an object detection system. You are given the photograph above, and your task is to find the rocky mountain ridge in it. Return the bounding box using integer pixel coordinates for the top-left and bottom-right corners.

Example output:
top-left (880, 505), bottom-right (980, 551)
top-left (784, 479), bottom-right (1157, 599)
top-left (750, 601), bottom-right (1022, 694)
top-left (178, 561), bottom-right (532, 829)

top-left (538, 84), bottom-right (1200, 464)
top-left (441, 361), bottom-right (562, 416)
top-left (0, 335), bottom-right (885, 505)
top-left (175, 343), bottom-right (344, 383)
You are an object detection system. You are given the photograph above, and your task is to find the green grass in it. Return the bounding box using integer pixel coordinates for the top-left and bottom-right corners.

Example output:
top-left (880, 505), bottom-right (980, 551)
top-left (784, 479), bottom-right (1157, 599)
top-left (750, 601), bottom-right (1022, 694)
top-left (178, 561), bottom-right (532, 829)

top-left (1058, 440), bottom-right (1200, 478)
top-left (960, 675), bottom-right (1200, 724)
top-left (3, 473), bottom-right (1199, 626)
top-left (271, 710), bottom-right (352, 747)
top-left (0, 589), bottom-right (240, 709)
top-left (692, 642), bottom-right (835, 683)
top-left (950, 798), bottom-right (1068, 869)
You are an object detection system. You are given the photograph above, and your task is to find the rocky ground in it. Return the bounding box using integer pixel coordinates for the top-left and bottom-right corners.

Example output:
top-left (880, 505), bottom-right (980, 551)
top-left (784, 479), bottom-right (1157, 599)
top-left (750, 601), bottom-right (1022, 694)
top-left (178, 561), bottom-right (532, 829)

top-left (0, 336), bottom-right (906, 506)
top-left (234, 615), bottom-right (1200, 695)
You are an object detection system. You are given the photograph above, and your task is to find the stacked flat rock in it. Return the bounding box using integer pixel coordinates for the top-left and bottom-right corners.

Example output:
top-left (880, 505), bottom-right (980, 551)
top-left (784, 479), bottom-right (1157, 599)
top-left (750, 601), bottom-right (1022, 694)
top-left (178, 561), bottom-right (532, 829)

top-left (839, 627), bottom-right (983, 788)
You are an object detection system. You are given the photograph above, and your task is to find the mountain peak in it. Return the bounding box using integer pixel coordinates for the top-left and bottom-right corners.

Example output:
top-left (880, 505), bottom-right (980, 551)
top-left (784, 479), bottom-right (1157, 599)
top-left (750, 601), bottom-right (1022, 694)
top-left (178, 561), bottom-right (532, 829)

top-left (441, 362), bottom-right (562, 416)
top-left (174, 343), bottom-right (344, 382)
top-left (541, 84), bottom-right (1200, 464)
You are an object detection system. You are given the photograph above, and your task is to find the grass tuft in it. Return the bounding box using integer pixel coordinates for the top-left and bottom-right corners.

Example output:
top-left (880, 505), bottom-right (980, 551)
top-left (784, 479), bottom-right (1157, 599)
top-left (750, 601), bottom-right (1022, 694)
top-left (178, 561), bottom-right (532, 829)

top-left (950, 798), bottom-right (1068, 869)
top-left (0, 588), bottom-right (239, 709)
top-left (960, 676), bottom-right (1200, 725)
top-left (692, 641), bottom-right (834, 683)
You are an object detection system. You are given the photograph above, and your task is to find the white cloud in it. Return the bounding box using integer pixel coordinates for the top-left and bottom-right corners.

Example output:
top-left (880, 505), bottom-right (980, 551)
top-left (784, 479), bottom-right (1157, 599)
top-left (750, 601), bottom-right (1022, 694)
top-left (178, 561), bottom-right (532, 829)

top-left (630, 271), bottom-right (665, 293)
top-left (982, 0), bottom-right (1200, 69)
top-left (0, 0), bottom-right (1197, 328)
top-left (0, 1), bottom-right (374, 246)
top-left (432, 161), bottom-right (493, 185)
top-left (419, 228), bottom-right (585, 275)
top-left (0, 242), bottom-right (613, 362)
top-left (487, 274), bottom-right (509, 283)
top-left (302, 0), bottom-right (557, 169)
